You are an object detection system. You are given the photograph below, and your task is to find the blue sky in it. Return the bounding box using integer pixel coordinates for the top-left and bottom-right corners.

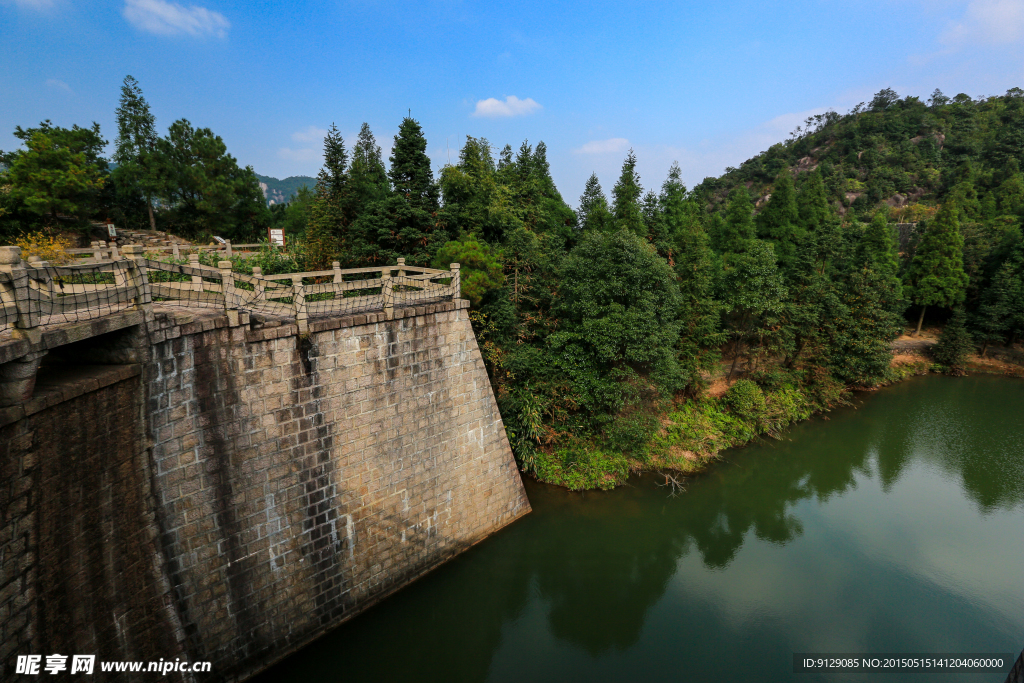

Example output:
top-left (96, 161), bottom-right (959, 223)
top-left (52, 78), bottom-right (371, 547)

top-left (2, 0), bottom-right (1023, 206)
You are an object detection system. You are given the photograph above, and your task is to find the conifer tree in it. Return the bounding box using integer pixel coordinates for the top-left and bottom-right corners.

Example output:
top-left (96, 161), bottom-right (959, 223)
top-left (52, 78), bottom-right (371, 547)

top-left (932, 308), bottom-right (974, 374)
top-left (305, 181), bottom-right (341, 270)
top-left (345, 122), bottom-right (389, 220)
top-left (797, 169), bottom-right (831, 232)
top-left (756, 172), bottom-right (803, 268)
top-left (611, 150), bottom-right (645, 236)
top-left (347, 117), bottom-right (443, 265)
top-left (906, 201), bottom-right (969, 335)
top-left (721, 240), bottom-right (787, 377)
top-left (974, 260), bottom-right (1015, 355)
top-left (860, 208), bottom-right (900, 278)
top-left (578, 173), bottom-right (612, 233)
top-left (661, 163), bottom-right (722, 384)
top-left (716, 186), bottom-right (756, 254)
top-left (389, 117), bottom-right (438, 211)
top-left (113, 75), bottom-right (158, 230)
top-left (642, 189), bottom-right (662, 248)
top-left (319, 123), bottom-right (348, 200)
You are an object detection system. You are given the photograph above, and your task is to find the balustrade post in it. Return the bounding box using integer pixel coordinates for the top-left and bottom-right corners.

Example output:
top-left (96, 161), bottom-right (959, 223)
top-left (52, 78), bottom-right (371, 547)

top-left (252, 266), bottom-right (266, 301)
top-left (332, 261), bottom-right (342, 284)
top-left (92, 241), bottom-right (103, 263)
top-left (219, 260), bottom-right (240, 326)
top-left (0, 246), bottom-right (39, 341)
top-left (292, 275), bottom-right (308, 333)
top-left (121, 245), bottom-right (152, 315)
top-left (381, 266), bottom-right (393, 320)
top-left (188, 254), bottom-right (203, 292)
top-left (225, 240), bottom-right (233, 257)
top-left (450, 263), bottom-right (461, 300)
top-left (172, 242), bottom-right (180, 259)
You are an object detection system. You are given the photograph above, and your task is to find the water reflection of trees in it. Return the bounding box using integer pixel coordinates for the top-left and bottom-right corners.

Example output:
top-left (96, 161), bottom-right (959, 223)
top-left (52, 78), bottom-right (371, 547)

top-left (527, 376), bottom-right (1024, 656)
top-left (253, 377), bottom-right (1024, 681)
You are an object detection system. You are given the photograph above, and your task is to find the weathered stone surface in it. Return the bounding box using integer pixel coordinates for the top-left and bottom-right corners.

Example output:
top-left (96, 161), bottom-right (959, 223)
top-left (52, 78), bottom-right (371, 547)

top-left (0, 302), bottom-right (529, 681)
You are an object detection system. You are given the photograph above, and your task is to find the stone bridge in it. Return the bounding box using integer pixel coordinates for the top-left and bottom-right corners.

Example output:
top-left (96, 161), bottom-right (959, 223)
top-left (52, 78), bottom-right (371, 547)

top-left (0, 246), bottom-right (530, 681)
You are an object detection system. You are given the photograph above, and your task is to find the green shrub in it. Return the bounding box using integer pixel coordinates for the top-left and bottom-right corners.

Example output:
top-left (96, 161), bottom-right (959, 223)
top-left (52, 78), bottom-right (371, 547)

top-left (723, 379), bottom-right (767, 420)
top-left (533, 446), bottom-right (629, 491)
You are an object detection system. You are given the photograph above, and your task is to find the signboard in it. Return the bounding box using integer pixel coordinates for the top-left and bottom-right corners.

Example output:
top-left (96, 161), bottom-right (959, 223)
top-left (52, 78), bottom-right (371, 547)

top-left (268, 228), bottom-right (286, 247)
top-left (107, 223), bottom-right (116, 237)
top-left (213, 236), bottom-right (227, 245)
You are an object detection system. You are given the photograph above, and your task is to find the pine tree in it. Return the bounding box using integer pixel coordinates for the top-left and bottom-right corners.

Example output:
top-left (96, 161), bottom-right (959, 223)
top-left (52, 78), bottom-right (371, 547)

top-left (642, 189), bottom-right (662, 248)
top-left (113, 75), bottom-right (158, 230)
top-left (611, 150), bottom-right (645, 236)
top-left (319, 123), bottom-right (348, 200)
top-left (389, 117), bottom-right (438, 211)
top-left (721, 240), bottom-right (788, 377)
top-left (906, 200), bottom-right (969, 335)
top-left (345, 122), bottom-right (389, 221)
top-left (974, 260), bottom-right (1015, 355)
top-left (756, 172), bottom-right (803, 268)
top-left (932, 308), bottom-right (974, 375)
top-left (305, 184), bottom-right (341, 270)
top-left (717, 186), bottom-right (756, 254)
top-left (797, 169), bottom-right (831, 232)
top-left (661, 163), bottom-right (722, 385)
top-left (577, 173), bottom-right (612, 233)
top-left (860, 208), bottom-right (900, 278)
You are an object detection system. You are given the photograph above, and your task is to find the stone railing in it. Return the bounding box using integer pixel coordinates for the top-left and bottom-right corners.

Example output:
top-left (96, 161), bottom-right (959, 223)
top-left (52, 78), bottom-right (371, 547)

top-left (67, 239), bottom-right (264, 262)
top-left (0, 245), bottom-right (460, 337)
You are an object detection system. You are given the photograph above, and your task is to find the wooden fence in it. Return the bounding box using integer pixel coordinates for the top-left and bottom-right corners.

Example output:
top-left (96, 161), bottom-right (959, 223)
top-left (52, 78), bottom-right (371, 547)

top-left (0, 246), bottom-right (460, 335)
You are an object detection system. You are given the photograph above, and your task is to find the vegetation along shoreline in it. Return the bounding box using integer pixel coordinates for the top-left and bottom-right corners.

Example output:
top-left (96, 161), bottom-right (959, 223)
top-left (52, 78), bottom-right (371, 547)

top-left (4, 80), bottom-right (1024, 492)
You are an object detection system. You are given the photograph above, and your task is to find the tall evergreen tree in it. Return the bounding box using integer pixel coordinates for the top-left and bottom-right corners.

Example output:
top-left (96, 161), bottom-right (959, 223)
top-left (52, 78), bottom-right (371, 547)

top-left (756, 172), bottom-right (803, 268)
top-left (389, 117), bottom-right (438, 211)
top-left (347, 117), bottom-right (444, 265)
top-left (661, 163), bottom-right (722, 385)
top-left (112, 75), bottom-right (158, 230)
top-left (797, 169), bottom-right (831, 232)
top-left (931, 307), bottom-right (974, 374)
top-left (319, 123), bottom-right (348, 200)
top-left (345, 122), bottom-right (390, 220)
top-left (906, 200), bottom-right (969, 335)
top-left (611, 150), bottom-right (645, 236)
top-left (860, 208), bottom-right (900, 279)
top-left (578, 173), bottom-right (613, 233)
top-left (716, 186), bottom-right (756, 255)
top-left (721, 240), bottom-right (788, 377)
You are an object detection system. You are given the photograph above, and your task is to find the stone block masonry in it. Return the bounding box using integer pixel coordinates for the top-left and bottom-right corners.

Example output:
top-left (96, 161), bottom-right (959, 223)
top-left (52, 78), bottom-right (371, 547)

top-left (0, 300), bottom-right (530, 681)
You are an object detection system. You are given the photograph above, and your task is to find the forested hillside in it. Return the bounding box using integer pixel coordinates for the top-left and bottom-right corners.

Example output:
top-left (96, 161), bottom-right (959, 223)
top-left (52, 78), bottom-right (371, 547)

top-left (255, 174), bottom-right (316, 206)
top-left (3, 80), bottom-right (1023, 489)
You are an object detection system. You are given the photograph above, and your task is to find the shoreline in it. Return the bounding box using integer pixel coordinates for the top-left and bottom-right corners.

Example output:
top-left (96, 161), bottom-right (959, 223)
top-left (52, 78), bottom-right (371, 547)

top-left (527, 348), bottom-right (1022, 492)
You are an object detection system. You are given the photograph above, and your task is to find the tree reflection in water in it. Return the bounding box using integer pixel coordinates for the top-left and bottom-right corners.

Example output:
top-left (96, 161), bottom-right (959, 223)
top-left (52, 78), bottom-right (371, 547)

top-left (253, 375), bottom-right (1024, 682)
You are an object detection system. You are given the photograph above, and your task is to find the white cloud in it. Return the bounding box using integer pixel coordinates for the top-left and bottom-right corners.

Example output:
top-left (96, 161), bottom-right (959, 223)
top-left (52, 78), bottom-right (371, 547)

top-left (123, 0), bottom-right (230, 38)
top-left (46, 78), bottom-right (71, 92)
top-left (290, 126), bottom-right (328, 144)
top-left (471, 96), bottom-right (542, 118)
top-left (941, 0), bottom-right (1024, 46)
top-left (277, 147), bottom-right (321, 164)
top-left (574, 138), bottom-right (630, 155)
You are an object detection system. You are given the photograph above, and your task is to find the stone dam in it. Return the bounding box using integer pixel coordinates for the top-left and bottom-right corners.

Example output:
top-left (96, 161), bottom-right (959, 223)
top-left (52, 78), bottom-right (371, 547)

top-left (0, 247), bottom-right (530, 680)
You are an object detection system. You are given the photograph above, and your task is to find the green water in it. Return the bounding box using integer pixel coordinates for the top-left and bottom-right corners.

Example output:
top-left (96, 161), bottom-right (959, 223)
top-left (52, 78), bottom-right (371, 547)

top-left (255, 375), bottom-right (1024, 682)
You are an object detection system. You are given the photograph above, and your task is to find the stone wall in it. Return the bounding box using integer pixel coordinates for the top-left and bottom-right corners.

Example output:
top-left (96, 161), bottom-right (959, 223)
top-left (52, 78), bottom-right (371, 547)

top-left (1, 365), bottom-right (188, 679)
top-left (0, 300), bottom-right (529, 681)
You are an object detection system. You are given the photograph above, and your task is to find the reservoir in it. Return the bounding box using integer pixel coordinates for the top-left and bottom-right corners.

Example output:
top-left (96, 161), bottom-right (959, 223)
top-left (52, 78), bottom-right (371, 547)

top-left (254, 375), bottom-right (1024, 682)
